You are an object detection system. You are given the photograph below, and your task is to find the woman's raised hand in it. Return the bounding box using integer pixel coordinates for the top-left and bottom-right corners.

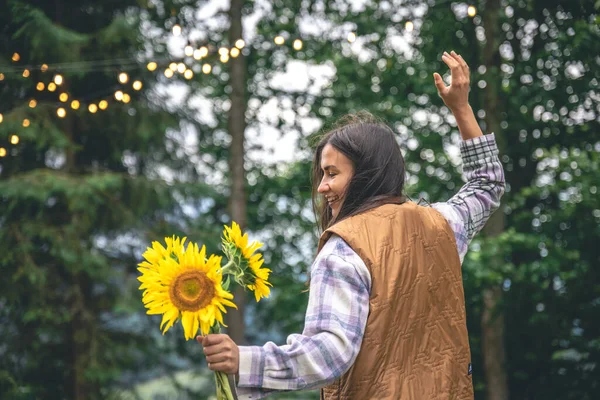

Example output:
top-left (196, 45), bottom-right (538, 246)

top-left (433, 51), bottom-right (471, 112)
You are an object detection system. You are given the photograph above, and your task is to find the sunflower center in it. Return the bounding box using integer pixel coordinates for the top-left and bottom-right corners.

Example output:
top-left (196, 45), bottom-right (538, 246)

top-left (169, 270), bottom-right (215, 312)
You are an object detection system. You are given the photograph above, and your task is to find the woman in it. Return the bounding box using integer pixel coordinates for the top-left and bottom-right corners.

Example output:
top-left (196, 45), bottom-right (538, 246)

top-left (198, 51), bottom-right (505, 399)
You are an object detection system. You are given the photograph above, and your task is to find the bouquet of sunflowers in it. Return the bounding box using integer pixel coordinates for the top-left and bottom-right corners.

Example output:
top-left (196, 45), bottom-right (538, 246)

top-left (137, 222), bottom-right (272, 400)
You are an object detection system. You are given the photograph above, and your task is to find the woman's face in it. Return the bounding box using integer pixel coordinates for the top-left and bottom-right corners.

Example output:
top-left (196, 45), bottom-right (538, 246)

top-left (317, 144), bottom-right (354, 219)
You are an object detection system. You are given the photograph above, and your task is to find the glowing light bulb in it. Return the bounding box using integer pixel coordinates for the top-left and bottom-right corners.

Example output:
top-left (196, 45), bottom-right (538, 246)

top-left (0, 148), bottom-right (6, 157)
top-left (54, 74), bottom-right (63, 85)
top-left (99, 100), bottom-right (108, 110)
top-left (29, 99), bottom-right (37, 108)
top-left (199, 46), bottom-right (208, 57)
top-left (10, 135), bottom-right (19, 145)
top-left (48, 82), bottom-right (57, 92)
top-left (230, 47), bottom-right (240, 58)
top-left (88, 104), bottom-right (98, 113)
top-left (172, 24), bottom-right (181, 36)
top-left (41, 64), bottom-right (48, 72)
top-left (59, 93), bottom-right (69, 102)
top-left (184, 69), bottom-right (194, 80)
top-left (185, 45), bottom-right (194, 56)
top-left (0, 73), bottom-right (4, 81)
top-left (405, 21), bottom-right (414, 32)
top-left (202, 63), bottom-right (212, 74)
top-left (132, 80), bottom-right (143, 90)
top-left (36, 82), bottom-right (45, 91)
top-left (169, 62), bottom-right (178, 71)
top-left (12, 53), bottom-right (20, 62)
top-left (147, 62), bottom-right (157, 71)
top-left (193, 49), bottom-right (203, 60)
top-left (219, 47), bottom-right (229, 56)
top-left (274, 36), bottom-right (285, 45)
top-left (57, 107), bottom-right (67, 118)
top-left (0, 114), bottom-right (3, 123)
top-left (177, 63), bottom-right (186, 73)
top-left (114, 90), bottom-right (124, 101)
top-left (71, 100), bottom-right (80, 110)
top-left (22, 119), bottom-right (30, 127)
top-left (347, 32), bottom-right (356, 42)
top-left (235, 39), bottom-right (245, 49)
top-left (164, 69), bottom-right (174, 78)
top-left (22, 69), bottom-right (30, 78)
top-left (293, 39), bottom-right (303, 50)
top-left (220, 54), bottom-right (230, 63)
top-left (122, 94), bottom-right (131, 104)
top-left (468, 5), bottom-right (477, 17)
top-left (118, 72), bottom-right (129, 84)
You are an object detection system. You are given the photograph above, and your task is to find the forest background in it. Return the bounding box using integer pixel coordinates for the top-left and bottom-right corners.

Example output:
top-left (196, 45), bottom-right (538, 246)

top-left (1, 0), bottom-right (598, 399)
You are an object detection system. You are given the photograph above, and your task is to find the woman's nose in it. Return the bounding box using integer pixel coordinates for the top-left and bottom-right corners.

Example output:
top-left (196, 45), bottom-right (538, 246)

top-left (317, 178), bottom-right (328, 193)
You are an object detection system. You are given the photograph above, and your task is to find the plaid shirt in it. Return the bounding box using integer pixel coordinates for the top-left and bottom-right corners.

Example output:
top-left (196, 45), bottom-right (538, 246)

top-left (235, 134), bottom-right (505, 399)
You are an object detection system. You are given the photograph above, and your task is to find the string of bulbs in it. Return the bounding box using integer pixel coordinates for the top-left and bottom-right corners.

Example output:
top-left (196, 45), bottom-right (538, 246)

top-left (0, 3), bottom-right (478, 158)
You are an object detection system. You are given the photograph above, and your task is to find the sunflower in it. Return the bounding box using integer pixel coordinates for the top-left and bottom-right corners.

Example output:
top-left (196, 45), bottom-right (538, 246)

top-left (222, 222), bottom-right (272, 302)
top-left (138, 237), bottom-right (236, 340)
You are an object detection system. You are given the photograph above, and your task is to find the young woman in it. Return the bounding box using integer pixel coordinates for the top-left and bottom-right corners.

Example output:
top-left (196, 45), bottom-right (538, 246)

top-left (198, 51), bottom-right (505, 399)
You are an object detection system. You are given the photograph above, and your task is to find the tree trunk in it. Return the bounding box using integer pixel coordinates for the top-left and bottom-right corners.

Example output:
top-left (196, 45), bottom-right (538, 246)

top-left (481, 0), bottom-right (509, 399)
top-left (227, 0), bottom-right (247, 345)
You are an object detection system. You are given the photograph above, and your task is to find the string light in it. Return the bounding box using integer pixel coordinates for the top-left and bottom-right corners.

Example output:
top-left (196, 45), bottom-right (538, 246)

top-left (293, 39), bottom-right (303, 50)
top-left (99, 100), bottom-right (108, 110)
top-left (218, 47), bottom-right (229, 56)
top-left (71, 100), bottom-right (80, 110)
top-left (220, 54), bottom-right (230, 63)
top-left (177, 63), bottom-right (186, 73)
top-left (132, 80), bottom-right (143, 90)
top-left (172, 24), bottom-right (181, 36)
top-left (122, 93), bottom-right (131, 104)
top-left (230, 47), bottom-right (240, 58)
top-left (405, 21), bottom-right (414, 32)
top-left (57, 107), bottom-right (67, 118)
top-left (235, 39), bottom-right (245, 49)
top-left (0, 114), bottom-right (3, 123)
top-left (118, 72), bottom-right (129, 84)
top-left (114, 90), bottom-right (124, 101)
top-left (48, 82), bottom-right (57, 92)
top-left (274, 36), bottom-right (285, 45)
top-left (147, 62), bottom-right (157, 71)
top-left (164, 69), bottom-right (174, 78)
top-left (184, 69), bottom-right (194, 79)
top-left (0, 73), bottom-right (4, 80)
top-left (347, 32), bottom-right (356, 42)
top-left (54, 74), bottom-right (63, 85)
top-left (185, 45), bottom-right (194, 56)
top-left (88, 103), bottom-right (98, 113)
top-left (36, 82), bottom-right (45, 91)
top-left (22, 119), bottom-right (30, 127)
top-left (29, 99), bottom-right (37, 108)
top-left (202, 63), bottom-right (212, 74)
top-left (59, 93), bottom-right (69, 102)
top-left (468, 5), bottom-right (477, 17)
top-left (10, 135), bottom-right (19, 145)
top-left (193, 49), bottom-right (203, 60)
top-left (41, 64), bottom-right (48, 72)
top-left (199, 46), bottom-right (208, 57)
top-left (12, 53), bottom-right (20, 62)
top-left (22, 69), bottom-right (30, 78)
top-left (0, 148), bottom-right (6, 157)
top-left (169, 62), bottom-right (178, 71)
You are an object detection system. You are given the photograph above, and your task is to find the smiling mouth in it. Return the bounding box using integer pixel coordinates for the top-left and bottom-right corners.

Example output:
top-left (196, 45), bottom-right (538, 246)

top-left (325, 195), bottom-right (340, 206)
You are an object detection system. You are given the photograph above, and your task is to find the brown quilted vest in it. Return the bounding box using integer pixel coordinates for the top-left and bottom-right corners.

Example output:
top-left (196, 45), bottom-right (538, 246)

top-left (317, 202), bottom-right (473, 400)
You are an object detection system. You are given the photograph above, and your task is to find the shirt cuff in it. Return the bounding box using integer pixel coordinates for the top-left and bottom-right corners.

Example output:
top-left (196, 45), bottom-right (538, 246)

top-left (460, 133), bottom-right (499, 165)
top-left (237, 346), bottom-right (265, 387)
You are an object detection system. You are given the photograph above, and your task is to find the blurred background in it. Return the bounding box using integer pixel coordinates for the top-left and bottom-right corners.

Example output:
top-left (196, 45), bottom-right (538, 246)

top-left (0, 0), bottom-right (598, 399)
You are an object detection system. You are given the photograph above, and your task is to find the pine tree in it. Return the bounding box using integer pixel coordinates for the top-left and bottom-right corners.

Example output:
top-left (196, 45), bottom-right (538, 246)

top-left (0, 1), bottom-right (205, 398)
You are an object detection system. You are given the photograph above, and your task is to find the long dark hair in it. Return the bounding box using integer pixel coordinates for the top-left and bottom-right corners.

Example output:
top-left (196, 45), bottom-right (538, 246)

top-left (311, 111), bottom-right (407, 233)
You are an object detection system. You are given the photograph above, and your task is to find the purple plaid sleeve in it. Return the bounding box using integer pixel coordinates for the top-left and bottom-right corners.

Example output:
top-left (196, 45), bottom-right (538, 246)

top-left (433, 133), bottom-right (505, 262)
top-left (235, 236), bottom-right (370, 399)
